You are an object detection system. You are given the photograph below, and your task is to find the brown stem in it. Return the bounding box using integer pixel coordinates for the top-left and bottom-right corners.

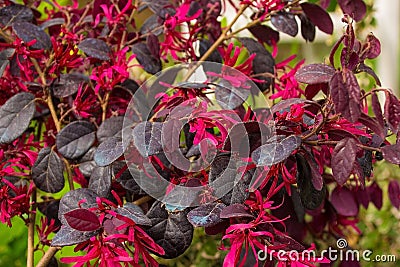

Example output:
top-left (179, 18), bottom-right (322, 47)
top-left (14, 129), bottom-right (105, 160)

top-left (46, 93), bottom-right (61, 132)
top-left (133, 195), bottom-right (152, 206)
top-left (27, 189), bottom-right (37, 267)
top-left (304, 139), bottom-right (381, 152)
top-left (101, 91), bottom-right (111, 122)
top-left (36, 247), bottom-right (61, 267)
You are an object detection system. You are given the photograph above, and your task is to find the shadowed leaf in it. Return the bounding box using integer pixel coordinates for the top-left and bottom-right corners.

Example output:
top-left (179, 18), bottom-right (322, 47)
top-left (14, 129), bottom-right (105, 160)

top-left (187, 203), bottom-right (226, 227)
top-left (301, 3), bottom-right (333, 34)
top-left (12, 21), bottom-right (52, 50)
top-left (51, 226), bottom-right (99, 247)
top-left (78, 38), bottom-right (111, 60)
top-left (331, 137), bottom-right (359, 185)
top-left (271, 12), bottom-right (298, 37)
top-left (330, 187), bottom-right (358, 216)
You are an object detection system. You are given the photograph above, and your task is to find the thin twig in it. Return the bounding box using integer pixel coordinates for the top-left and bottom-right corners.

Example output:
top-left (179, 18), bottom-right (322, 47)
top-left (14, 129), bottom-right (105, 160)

top-left (36, 247), bottom-right (61, 267)
top-left (27, 189), bottom-right (37, 267)
top-left (133, 195), bottom-right (152, 206)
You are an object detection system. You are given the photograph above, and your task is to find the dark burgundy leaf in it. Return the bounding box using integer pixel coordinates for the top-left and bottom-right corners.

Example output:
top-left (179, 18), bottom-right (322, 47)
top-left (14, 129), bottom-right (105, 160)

top-left (88, 166), bottom-right (112, 197)
top-left (357, 63), bottom-right (381, 86)
top-left (97, 116), bottom-right (124, 143)
top-left (368, 182), bottom-right (383, 209)
top-left (271, 12), bottom-right (298, 37)
top-left (32, 147), bottom-right (65, 193)
top-left (362, 34), bottom-right (381, 59)
top-left (52, 73), bottom-right (88, 98)
top-left (220, 203), bottom-right (253, 219)
top-left (358, 112), bottom-right (385, 139)
top-left (296, 154), bottom-right (326, 210)
top-left (252, 135), bottom-right (301, 166)
top-left (330, 70), bottom-right (361, 123)
top-left (355, 189), bottom-right (369, 208)
top-left (132, 42), bottom-right (162, 75)
top-left (187, 203), bottom-right (226, 227)
top-left (302, 151), bottom-right (323, 190)
top-left (338, 0), bottom-right (367, 22)
top-left (301, 3), bottom-right (333, 35)
top-left (12, 21), bottom-right (51, 50)
top-left (199, 39), bottom-right (222, 62)
top-left (132, 121), bottom-right (163, 157)
top-left (270, 98), bottom-right (308, 114)
top-left (39, 17), bottom-right (65, 29)
top-left (140, 14), bottom-right (163, 35)
top-left (330, 187), bottom-right (358, 216)
top-left (114, 162), bottom-right (144, 194)
top-left (299, 14), bottom-right (315, 42)
top-left (58, 188), bottom-right (98, 225)
top-left (381, 143), bottom-right (400, 165)
top-left (56, 121), bottom-right (96, 159)
top-left (331, 137), bottom-right (359, 185)
top-left (204, 220), bottom-right (229, 235)
top-left (146, 34), bottom-right (160, 59)
top-left (0, 92), bottom-right (35, 144)
top-left (51, 225), bottom-right (98, 247)
top-left (116, 203), bottom-right (152, 226)
top-left (78, 147), bottom-right (97, 178)
top-left (0, 4), bottom-right (33, 26)
top-left (78, 38), bottom-right (111, 60)
top-left (64, 208), bottom-right (101, 231)
top-left (384, 91), bottom-right (400, 133)
top-left (295, 64), bottom-right (335, 85)
top-left (214, 80), bottom-right (250, 109)
top-left (305, 83), bottom-right (328, 99)
top-left (320, 0), bottom-right (331, 9)
top-left (371, 91), bottom-right (384, 129)
top-left (388, 180), bottom-right (400, 209)
top-left (142, 0), bottom-right (170, 15)
top-left (94, 136), bottom-right (125, 166)
top-left (37, 199), bottom-right (61, 228)
top-left (248, 24), bottom-right (280, 46)
top-left (239, 37), bottom-right (275, 92)
top-left (146, 201), bottom-right (193, 259)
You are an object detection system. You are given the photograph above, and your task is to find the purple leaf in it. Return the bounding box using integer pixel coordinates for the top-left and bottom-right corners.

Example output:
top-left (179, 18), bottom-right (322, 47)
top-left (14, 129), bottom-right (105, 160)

top-left (330, 70), bottom-right (361, 123)
top-left (32, 147), bottom-right (65, 193)
top-left (271, 12), bottom-right (298, 37)
top-left (132, 42), bottom-right (162, 75)
top-left (132, 121), bottom-right (163, 157)
top-left (146, 34), bottom-right (160, 59)
top-left (64, 208), bottom-right (101, 232)
top-left (51, 225), bottom-right (99, 247)
top-left (295, 64), bottom-right (335, 84)
top-left (248, 24), bottom-right (280, 46)
top-left (368, 182), bottom-right (383, 209)
top-left (239, 37), bottom-right (275, 92)
top-left (88, 166), bottom-right (112, 197)
top-left (220, 203), bottom-right (253, 219)
top-left (97, 116), bottom-right (124, 143)
top-left (371, 91), bottom-right (384, 127)
top-left (338, 0), bottom-right (367, 22)
top-left (302, 151), bottom-right (323, 191)
top-left (56, 121), bottom-right (96, 159)
top-left (357, 63), bottom-right (381, 86)
top-left (301, 3), bottom-right (333, 35)
top-left (320, 0), bottom-right (331, 9)
top-left (358, 112), bottom-right (385, 139)
top-left (0, 92), bottom-right (35, 144)
top-left (78, 38), bottom-right (110, 60)
top-left (388, 180), bottom-right (400, 209)
top-left (296, 154), bottom-right (326, 210)
top-left (362, 34), bottom-right (381, 60)
top-left (355, 189), bottom-right (369, 209)
top-left (252, 135), bottom-right (301, 166)
top-left (187, 203), bottom-right (226, 227)
top-left (305, 83), bottom-right (329, 100)
top-left (384, 91), bottom-right (400, 133)
top-left (94, 136), bottom-right (125, 166)
top-left (331, 137), bottom-right (359, 185)
top-left (52, 73), bottom-right (88, 98)
top-left (0, 4), bottom-right (33, 26)
top-left (116, 203), bottom-right (152, 226)
top-left (214, 80), bottom-right (250, 109)
top-left (199, 39), bottom-right (222, 63)
top-left (12, 21), bottom-right (52, 50)
top-left (330, 187), bottom-right (359, 216)
top-left (299, 14), bottom-right (315, 42)
top-left (381, 143), bottom-right (400, 165)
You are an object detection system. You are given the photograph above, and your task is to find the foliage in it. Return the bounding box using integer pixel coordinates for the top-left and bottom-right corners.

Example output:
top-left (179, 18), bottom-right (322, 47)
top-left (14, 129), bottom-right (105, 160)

top-left (0, 0), bottom-right (399, 267)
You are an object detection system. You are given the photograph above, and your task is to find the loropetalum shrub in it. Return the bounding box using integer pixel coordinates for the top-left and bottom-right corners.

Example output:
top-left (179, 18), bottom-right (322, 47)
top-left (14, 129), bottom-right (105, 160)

top-left (0, 0), bottom-right (399, 266)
